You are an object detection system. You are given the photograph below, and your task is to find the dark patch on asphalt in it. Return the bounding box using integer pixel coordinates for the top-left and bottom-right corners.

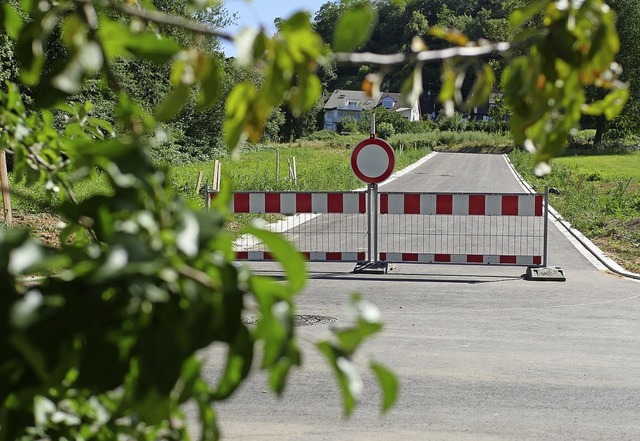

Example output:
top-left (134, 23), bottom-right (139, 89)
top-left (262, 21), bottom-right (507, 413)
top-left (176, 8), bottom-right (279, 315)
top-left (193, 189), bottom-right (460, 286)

top-left (242, 315), bottom-right (338, 327)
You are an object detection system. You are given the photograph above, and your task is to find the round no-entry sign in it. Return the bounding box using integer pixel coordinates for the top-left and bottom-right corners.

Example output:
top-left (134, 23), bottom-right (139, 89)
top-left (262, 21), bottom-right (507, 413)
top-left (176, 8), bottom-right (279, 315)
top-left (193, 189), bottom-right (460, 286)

top-left (351, 137), bottom-right (395, 184)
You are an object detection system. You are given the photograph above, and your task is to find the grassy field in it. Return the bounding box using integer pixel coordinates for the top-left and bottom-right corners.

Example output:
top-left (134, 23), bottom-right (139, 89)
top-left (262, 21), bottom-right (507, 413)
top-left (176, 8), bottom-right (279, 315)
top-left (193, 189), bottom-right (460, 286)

top-left (170, 142), bottom-right (430, 203)
top-left (509, 149), bottom-right (640, 273)
top-left (6, 135), bottom-right (639, 275)
top-left (553, 151), bottom-right (640, 181)
top-left (5, 142), bottom-right (431, 242)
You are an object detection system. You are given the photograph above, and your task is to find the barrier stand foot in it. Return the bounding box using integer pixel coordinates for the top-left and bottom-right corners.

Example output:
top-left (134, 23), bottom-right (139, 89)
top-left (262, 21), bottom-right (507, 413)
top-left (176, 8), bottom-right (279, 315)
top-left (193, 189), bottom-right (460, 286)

top-left (525, 266), bottom-right (566, 281)
top-left (353, 261), bottom-right (393, 274)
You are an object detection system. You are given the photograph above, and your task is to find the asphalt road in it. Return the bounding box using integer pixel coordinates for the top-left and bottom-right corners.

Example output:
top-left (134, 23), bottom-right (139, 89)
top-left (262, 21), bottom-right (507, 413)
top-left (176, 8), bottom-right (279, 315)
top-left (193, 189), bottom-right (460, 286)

top-left (191, 152), bottom-right (640, 440)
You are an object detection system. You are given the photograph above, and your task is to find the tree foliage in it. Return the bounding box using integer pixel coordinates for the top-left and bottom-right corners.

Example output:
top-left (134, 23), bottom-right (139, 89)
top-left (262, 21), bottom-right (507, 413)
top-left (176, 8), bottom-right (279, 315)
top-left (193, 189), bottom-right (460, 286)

top-left (0, 0), bottom-right (630, 439)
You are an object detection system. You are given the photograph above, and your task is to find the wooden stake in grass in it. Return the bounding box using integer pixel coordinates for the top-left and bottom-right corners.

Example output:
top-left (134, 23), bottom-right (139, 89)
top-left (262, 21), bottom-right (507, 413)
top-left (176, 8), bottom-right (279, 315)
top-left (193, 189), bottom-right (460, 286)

top-left (195, 171), bottom-right (204, 193)
top-left (1, 150), bottom-right (12, 227)
top-left (212, 160), bottom-right (221, 191)
top-left (288, 156), bottom-right (298, 186)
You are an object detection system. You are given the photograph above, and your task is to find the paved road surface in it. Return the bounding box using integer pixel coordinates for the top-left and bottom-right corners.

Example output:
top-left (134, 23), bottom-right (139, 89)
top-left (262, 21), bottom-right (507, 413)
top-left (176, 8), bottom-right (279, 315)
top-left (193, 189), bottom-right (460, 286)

top-left (191, 153), bottom-right (640, 440)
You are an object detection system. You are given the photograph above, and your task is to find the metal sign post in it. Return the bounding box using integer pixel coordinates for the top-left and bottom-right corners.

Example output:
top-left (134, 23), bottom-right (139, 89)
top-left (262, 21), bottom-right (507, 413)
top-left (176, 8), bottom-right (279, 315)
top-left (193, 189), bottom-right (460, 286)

top-left (352, 114), bottom-right (394, 273)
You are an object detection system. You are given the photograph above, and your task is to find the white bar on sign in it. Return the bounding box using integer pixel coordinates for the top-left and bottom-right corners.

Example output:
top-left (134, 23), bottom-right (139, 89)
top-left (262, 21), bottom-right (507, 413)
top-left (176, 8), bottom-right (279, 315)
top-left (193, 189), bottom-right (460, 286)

top-left (485, 195), bottom-right (502, 216)
top-left (250, 193), bottom-right (265, 213)
top-left (485, 255), bottom-right (500, 264)
top-left (312, 193), bottom-right (328, 213)
top-left (343, 193), bottom-right (360, 214)
top-left (310, 252), bottom-right (325, 261)
top-left (518, 194), bottom-right (536, 216)
top-left (388, 194), bottom-right (404, 214)
top-left (248, 251), bottom-right (264, 260)
top-left (387, 253), bottom-right (403, 261)
top-left (451, 254), bottom-right (467, 264)
top-left (453, 194), bottom-right (469, 215)
top-left (420, 194), bottom-right (437, 215)
top-left (280, 193), bottom-right (297, 214)
top-left (418, 253), bottom-right (435, 262)
top-left (517, 255), bottom-right (534, 265)
top-left (343, 252), bottom-right (358, 261)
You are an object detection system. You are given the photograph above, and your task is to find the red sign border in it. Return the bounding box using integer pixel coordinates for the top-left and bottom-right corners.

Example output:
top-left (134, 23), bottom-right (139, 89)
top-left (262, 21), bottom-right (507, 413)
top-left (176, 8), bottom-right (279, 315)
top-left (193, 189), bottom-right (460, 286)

top-left (350, 137), bottom-right (396, 184)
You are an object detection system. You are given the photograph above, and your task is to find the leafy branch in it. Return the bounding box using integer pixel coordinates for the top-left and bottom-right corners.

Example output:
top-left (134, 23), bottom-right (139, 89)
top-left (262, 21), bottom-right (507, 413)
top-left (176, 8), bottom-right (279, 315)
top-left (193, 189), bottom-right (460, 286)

top-left (0, 0), bottom-right (631, 439)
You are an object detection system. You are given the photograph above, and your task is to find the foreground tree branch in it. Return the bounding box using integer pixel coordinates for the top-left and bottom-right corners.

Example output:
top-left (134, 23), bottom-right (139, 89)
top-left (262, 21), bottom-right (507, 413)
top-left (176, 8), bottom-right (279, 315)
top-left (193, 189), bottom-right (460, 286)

top-left (335, 42), bottom-right (512, 66)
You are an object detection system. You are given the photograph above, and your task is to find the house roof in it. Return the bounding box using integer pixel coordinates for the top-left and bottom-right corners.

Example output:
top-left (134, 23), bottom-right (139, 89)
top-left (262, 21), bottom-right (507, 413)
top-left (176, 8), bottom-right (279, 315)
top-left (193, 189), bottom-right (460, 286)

top-left (323, 90), bottom-right (377, 111)
top-left (323, 90), bottom-right (416, 112)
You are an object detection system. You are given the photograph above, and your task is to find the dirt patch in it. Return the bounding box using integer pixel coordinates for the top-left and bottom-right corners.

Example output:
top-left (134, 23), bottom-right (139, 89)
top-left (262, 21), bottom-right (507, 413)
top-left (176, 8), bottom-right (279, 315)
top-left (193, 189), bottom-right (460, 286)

top-left (592, 236), bottom-right (640, 274)
top-left (3, 211), bottom-right (64, 247)
top-left (242, 315), bottom-right (338, 327)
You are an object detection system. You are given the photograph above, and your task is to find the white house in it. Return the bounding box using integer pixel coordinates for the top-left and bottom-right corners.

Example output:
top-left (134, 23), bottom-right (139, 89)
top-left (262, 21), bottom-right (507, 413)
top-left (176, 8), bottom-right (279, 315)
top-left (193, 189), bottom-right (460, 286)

top-left (323, 90), bottom-right (421, 131)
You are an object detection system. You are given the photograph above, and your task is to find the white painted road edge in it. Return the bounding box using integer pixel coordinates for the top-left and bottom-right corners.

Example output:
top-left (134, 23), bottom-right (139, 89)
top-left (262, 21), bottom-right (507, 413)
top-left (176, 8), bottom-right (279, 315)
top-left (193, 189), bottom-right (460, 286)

top-left (503, 154), bottom-right (640, 280)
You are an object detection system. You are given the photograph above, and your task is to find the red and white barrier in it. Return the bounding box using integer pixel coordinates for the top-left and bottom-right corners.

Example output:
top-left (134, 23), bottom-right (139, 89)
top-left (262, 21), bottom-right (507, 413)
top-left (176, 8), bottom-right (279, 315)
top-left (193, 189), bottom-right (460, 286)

top-left (206, 187), bottom-right (548, 268)
top-left (380, 193), bottom-right (543, 216)
top-left (235, 251), bottom-right (366, 262)
top-left (229, 192), bottom-right (366, 214)
top-left (379, 252), bottom-right (542, 266)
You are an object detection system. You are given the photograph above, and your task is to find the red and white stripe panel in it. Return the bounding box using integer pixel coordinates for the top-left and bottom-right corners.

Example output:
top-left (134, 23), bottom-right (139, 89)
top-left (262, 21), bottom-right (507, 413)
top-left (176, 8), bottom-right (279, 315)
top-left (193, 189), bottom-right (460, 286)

top-left (235, 251), bottom-right (365, 262)
top-left (379, 252), bottom-right (542, 266)
top-left (379, 193), bottom-right (544, 216)
top-left (228, 192), bottom-right (366, 214)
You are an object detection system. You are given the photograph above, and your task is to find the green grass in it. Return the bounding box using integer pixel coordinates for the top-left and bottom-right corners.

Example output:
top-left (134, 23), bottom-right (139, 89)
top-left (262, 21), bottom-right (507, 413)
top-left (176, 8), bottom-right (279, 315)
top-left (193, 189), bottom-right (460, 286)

top-left (554, 151), bottom-right (640, 181)
top-left (168, 142), bottom-right (431, 204)
top-left (7, 142), bottom-right (431, 214)
top-left (8, 170), bottom-right (113, 214)
top-left (509, 149), bottom-right (640, 273)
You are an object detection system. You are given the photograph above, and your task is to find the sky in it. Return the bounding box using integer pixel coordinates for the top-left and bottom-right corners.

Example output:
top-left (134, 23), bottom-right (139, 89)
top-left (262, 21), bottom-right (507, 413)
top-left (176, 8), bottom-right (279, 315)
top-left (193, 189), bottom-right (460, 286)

top-left (221, 0), bottom-right (328, 55)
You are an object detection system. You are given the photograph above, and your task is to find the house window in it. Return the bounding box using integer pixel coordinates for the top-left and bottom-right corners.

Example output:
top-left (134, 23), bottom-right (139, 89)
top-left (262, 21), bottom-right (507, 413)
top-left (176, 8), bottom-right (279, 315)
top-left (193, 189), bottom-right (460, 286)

top-left (381, 97), bottom-right (395, 109)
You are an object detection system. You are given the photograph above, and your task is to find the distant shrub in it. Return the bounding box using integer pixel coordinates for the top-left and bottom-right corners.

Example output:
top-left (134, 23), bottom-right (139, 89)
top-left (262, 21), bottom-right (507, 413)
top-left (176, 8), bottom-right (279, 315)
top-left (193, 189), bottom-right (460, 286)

top-left (408, 120), bottom-right (438, 133)
top-left (437, 111), bottom-right (467, 131)
top-left (338, 116), bottom-right (359, 134)
top-left (388, 131), bottom-right (513, 152)
top-left (568, 129), bottom-right (596, 149)
top-left (466, 120), bottom-right (510, 133)
top-left (377, 122), bottom-right (395, 139)
top-left (306, 130), bottom-right (340, 141)
top-left (357, 108), bottom-right (412, 134)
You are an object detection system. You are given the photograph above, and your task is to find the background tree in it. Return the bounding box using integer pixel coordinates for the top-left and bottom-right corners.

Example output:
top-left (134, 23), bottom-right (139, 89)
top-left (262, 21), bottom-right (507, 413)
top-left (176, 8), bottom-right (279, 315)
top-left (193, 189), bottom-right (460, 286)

top-left (592, 0), bottom-right (640, 143)
top-left (0, 1), bottom-right (398, 439)
top-left (0, 0), bottom-right (630, 440)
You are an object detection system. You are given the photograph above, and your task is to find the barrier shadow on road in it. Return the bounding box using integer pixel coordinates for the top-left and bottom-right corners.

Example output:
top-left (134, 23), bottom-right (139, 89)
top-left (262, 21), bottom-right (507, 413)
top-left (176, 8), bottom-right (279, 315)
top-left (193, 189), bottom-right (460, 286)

top-left (250, 269), bottom-right (526, 285)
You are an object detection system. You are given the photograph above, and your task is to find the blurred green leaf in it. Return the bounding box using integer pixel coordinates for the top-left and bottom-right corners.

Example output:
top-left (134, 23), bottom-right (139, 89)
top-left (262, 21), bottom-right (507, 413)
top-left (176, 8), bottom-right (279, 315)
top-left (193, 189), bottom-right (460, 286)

top-left (242, 225), bottom-right (306, 296)
top-left (156, 83), bottom-right (190, 121)
top-left (290, 73), bottom-right (322, 115)
top-left (582, 87), bottom-right (629, 119)
top-left (197, 57), bottom-right (222, 110)
top-left (316, 342), bottom-right (359, 417)
top-left (429, 26), bottom-right (469, 46)
top-left (224, 81), bottom-right (257, 149)
top-left (335, 320), bottom-right (382, 355)
top-left (332, 4), bottom-right (376, 52)
top-left (212, 326), bottom-right (253, 400)
top-left (1, 4), bottom-right (24, 40)
top-left (126, 34), bottom-right (181, 64)
top-left (370, 362), bottom-right (398, 413)
top-left (466, 64), bottom-right (495, 108)
top-left (401, 64), bottom-right (423, 110)
top-left (509, 0), bottom-right (549, 33)
top-left (235, 28), bottom-right (268, 67)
